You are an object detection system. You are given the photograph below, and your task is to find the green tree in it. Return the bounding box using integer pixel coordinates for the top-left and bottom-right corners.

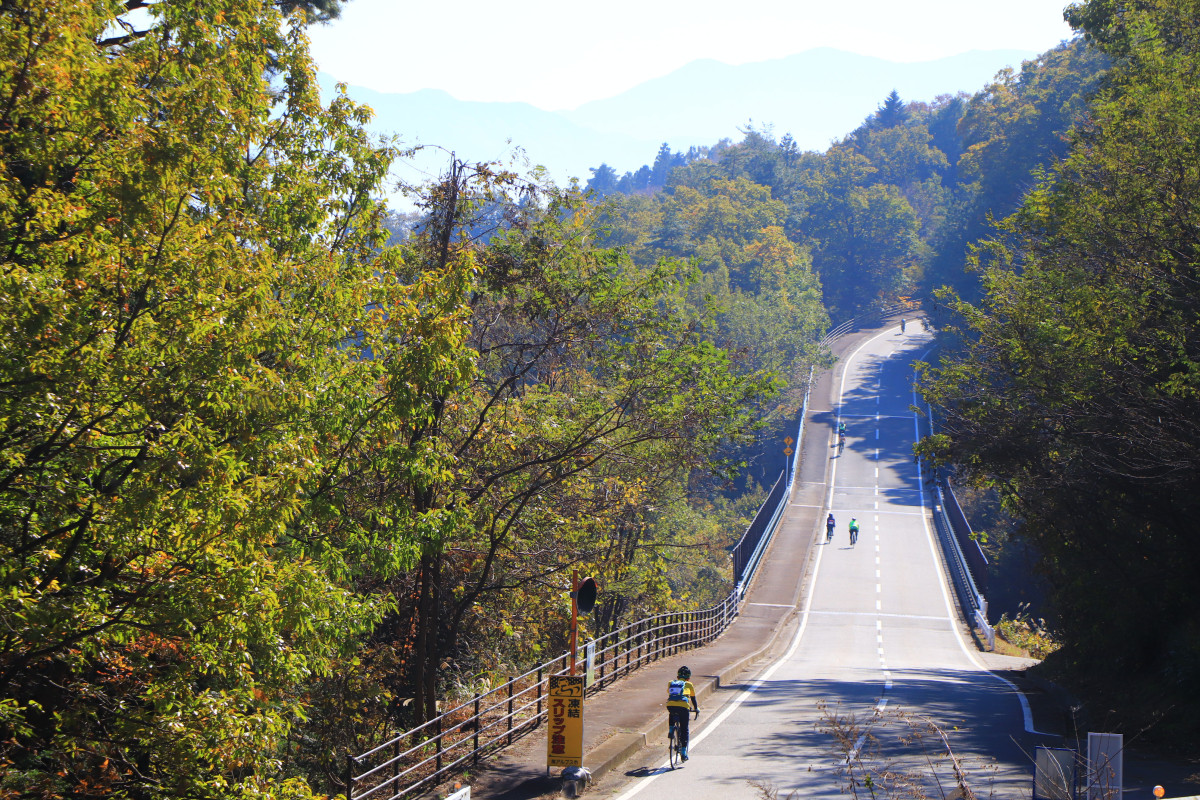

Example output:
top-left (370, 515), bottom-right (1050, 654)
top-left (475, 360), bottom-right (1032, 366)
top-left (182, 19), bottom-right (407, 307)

top-left (0, 2), bottom-right (462, 796)
top-left (798, 148), bottom-right (920, 316)
top-left (360, 174), bottom-right (785, 727)
top-left (920, 0), bottom-right (1200, 734)
top-left (872, 89), bottom-right (909, 129)
top-left (587, 162), bottom-right (620, 196)
top-left (926, 39), bottom-right (1108, 302)
top-left (650, 141), bottom-right (675, 187)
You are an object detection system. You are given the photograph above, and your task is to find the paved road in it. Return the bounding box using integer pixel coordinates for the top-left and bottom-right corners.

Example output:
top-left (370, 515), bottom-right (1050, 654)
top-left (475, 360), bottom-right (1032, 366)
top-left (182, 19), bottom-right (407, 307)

top-left (598, 324), bottom-right (1044, 800)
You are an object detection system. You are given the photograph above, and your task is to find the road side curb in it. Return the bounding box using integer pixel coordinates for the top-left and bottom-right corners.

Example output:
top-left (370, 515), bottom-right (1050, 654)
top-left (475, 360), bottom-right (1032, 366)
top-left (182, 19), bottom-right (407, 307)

top-left (582, 729), bottom-right (648, 783)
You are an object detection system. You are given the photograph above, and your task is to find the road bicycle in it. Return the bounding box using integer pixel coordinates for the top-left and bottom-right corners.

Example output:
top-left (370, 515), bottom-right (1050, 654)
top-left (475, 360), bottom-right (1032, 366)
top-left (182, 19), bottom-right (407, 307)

top-left (850, 526), bottom-right (859, 546)
top-left (826, 523), bottom-right (835, 543)
top-left (668, 720), bottom-right (684, 768)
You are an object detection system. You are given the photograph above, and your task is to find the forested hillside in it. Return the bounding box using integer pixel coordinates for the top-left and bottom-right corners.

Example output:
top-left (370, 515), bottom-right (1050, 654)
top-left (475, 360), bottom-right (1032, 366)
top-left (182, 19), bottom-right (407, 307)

top-left (587, 38), bottom-right (1106, 322)
top-left (920, 0), bottom-right (1200, 742)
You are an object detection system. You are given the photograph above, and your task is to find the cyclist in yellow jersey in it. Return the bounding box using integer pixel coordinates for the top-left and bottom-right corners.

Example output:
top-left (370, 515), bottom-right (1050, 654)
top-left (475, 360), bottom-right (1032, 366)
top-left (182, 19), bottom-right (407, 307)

top-left (666, 665), bottom-right (699, 760)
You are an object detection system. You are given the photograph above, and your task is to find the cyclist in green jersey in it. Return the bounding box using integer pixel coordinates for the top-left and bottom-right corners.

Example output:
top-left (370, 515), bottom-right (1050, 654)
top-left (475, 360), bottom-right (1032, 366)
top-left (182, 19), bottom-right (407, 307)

top-left (849, 518), bottom-right (860, 545)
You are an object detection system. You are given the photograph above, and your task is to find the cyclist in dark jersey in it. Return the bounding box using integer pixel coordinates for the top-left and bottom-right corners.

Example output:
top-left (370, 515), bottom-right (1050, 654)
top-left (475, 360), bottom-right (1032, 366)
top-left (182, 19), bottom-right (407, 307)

top-left (666, 665), bottom-right (699, 760)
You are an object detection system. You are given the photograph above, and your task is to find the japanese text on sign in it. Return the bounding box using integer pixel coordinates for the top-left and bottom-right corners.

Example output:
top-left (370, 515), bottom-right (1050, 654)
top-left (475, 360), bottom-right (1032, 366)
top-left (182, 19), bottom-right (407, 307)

top-left (546, 675), bottom-right (584, 768)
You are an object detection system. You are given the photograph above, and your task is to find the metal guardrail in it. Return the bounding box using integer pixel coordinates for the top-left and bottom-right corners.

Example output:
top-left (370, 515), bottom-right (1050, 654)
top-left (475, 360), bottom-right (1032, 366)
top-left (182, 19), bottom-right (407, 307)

top-left (346, 595), bottom-right (741, 800)
top-left (925, 402), bottom-right (995, 651)
top-left (731, 471), bottom-right (786, 595)
top-left (932, 480), bottom-right (995, 650)
top-left (940, 478), bottom-right (989, 596)
top-left (347, 477), bottom-right (792, 800)
top-left (787, 366), bottom-right (815, 491)
top-left (820, 301), bottom-right (918, 346)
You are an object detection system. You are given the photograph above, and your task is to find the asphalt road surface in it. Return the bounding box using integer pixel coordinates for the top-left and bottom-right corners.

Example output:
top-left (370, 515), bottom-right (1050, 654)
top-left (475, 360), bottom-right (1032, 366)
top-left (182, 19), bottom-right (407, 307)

top-left (599, 324), bottom-right (1041, 800)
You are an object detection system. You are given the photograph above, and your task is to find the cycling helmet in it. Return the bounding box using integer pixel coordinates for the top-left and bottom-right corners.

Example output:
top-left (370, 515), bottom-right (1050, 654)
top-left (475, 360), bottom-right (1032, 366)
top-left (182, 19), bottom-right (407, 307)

top-left (677, 666), bottom-right (691, 680)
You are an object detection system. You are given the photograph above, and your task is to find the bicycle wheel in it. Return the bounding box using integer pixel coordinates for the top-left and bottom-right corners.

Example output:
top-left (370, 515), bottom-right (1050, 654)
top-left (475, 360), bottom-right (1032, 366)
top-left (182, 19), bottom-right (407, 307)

top-left (668, 724), bottom-right (680, 769)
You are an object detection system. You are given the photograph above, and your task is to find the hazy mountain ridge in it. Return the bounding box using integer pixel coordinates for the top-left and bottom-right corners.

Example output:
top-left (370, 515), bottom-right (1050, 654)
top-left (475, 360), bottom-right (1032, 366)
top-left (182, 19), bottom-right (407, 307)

top-left (318, 47), bottom-right (1043, 188)
top-left (564, 48), bottom-right (1041, 144)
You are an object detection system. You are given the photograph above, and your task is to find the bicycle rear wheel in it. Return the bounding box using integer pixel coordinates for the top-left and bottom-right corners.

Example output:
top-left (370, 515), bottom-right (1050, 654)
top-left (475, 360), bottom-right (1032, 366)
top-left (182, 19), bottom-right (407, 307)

top-left (668, 724), bottom-right (680, 769)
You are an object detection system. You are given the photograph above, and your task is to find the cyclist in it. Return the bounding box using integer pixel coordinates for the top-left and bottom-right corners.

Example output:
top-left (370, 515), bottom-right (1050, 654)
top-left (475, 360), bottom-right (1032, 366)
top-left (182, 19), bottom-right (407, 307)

top-left (666, 665), bottom-right (699, 761)
top-left (837, 421), bottom-right (846, 446)
top-left (849, 518), bottom-right (860, 545)
top-left (826, 513), bottom-right (836, 542)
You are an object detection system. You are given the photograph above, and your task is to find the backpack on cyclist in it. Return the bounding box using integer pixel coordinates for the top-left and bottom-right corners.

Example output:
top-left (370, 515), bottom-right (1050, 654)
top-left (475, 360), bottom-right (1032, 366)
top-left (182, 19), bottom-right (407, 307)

top-left (667, 679), bottom-right (687, 702)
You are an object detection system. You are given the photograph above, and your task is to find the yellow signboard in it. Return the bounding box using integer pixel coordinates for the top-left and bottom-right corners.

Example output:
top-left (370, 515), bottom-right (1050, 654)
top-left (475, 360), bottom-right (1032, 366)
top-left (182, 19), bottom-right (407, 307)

top-left (546, 675), bottom-right (584, 768)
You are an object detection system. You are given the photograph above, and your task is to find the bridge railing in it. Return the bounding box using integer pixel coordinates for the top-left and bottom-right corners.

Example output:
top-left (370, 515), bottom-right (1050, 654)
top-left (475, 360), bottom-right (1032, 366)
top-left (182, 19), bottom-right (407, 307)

top-left (925, 402), bottom-right (995, 650)
top-left (346, 475), bottom-right (790, 800)
top-left (346, 586), bottom-right (752, 800)
top-left (731, 471), bottom-right (787, 596)
top-left (820, 300), bottom-right (919, 346)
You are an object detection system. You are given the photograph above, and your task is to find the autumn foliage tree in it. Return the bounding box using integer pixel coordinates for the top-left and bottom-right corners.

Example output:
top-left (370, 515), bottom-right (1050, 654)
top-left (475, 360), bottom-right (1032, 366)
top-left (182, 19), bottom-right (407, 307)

top-left (0, 1), bottom-right (471, 796)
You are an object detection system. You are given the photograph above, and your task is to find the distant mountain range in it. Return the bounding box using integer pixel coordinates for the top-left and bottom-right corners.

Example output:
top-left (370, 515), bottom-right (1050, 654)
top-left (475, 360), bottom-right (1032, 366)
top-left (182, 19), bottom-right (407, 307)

top-left (317, 46), bottom-right (1046, 192)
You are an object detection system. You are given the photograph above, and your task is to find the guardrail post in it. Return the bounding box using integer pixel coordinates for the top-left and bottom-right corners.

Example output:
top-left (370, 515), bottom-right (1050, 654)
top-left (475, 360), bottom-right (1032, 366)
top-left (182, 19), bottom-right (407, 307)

top-left (535, 667), bottom-right (543, 722)
top-left (506, 676), bottom-right (514, 746)
top-left (435, 714), bottom-right (443, 775)
top-left (473, 694), bottom-right (481, 765)
top-left (345, 754), bottom-right (354, 800)
top-left (392, 737), bottom-right (400, 790)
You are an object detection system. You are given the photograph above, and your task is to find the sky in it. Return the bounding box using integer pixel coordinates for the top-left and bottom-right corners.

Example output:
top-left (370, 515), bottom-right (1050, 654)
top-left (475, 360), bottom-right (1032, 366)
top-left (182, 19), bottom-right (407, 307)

top-left (306, 0), bottom-right (1078, 111)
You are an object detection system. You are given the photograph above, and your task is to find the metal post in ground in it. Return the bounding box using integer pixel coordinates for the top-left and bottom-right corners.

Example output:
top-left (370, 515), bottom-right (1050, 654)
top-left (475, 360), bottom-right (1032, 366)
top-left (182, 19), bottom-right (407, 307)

top-left (506, 676), bottom-right (514, 745)
top-left (473, 694), bottom-right (481, 765)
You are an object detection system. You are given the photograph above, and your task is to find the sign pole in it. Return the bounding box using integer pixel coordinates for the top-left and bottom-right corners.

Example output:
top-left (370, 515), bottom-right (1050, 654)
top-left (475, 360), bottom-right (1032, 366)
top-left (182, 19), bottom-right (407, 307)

top-left (549, 574), bottom-right (596, 773)
top-left (569, 569), bottom-right (579, 676)
top-left (783, 436), bottom-right (794, 485)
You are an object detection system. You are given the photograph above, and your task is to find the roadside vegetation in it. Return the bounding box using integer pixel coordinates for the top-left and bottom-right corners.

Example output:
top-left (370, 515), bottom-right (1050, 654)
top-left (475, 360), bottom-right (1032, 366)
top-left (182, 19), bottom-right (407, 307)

top-left (994, 604), bottom-right (1061, 661)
